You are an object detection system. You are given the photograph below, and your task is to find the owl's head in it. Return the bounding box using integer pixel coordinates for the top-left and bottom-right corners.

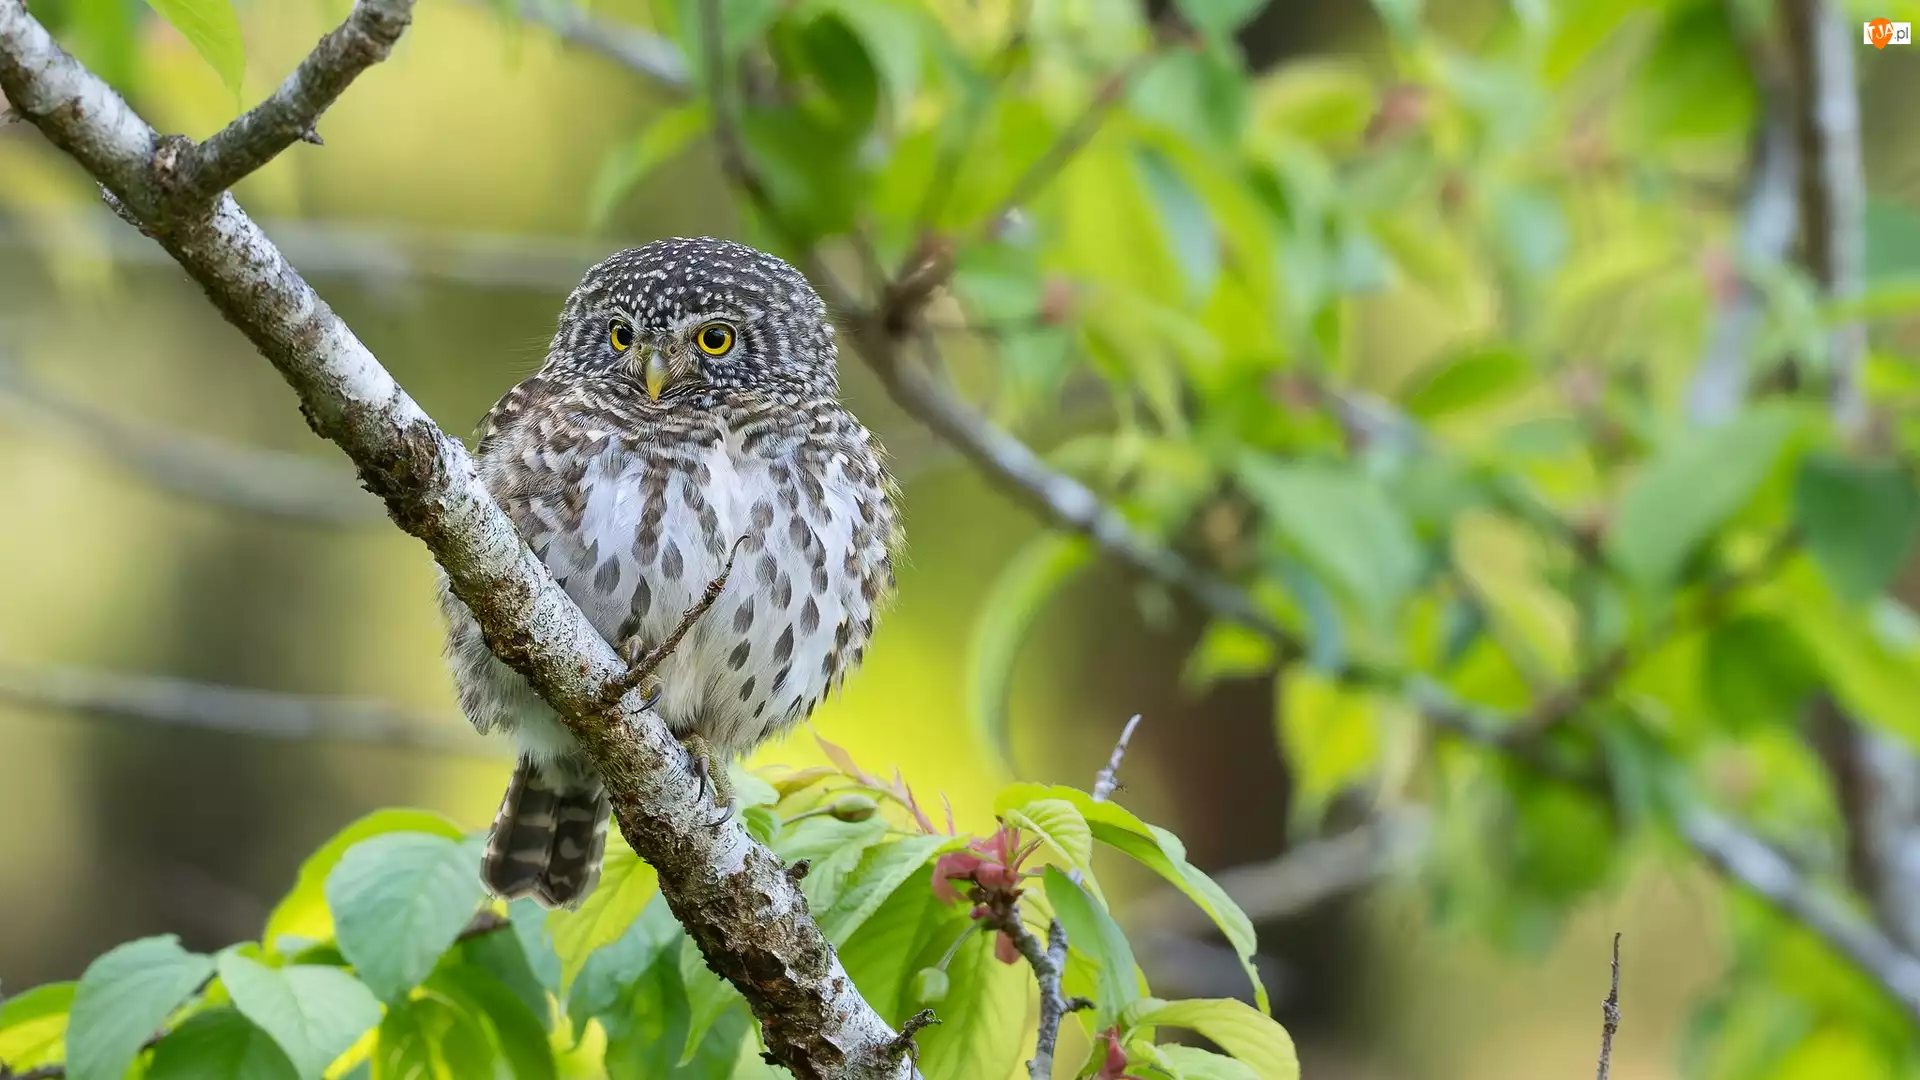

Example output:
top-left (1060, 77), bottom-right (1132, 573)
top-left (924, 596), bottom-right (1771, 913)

top-left (547, 237), bottom-right (838, 404)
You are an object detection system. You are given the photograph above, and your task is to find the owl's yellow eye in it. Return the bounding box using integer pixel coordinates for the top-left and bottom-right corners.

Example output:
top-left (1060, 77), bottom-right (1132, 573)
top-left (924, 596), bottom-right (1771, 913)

top-left (696, 322), bottom-right (735, 357)
top-left (609, 321), bottom-right (634, 353)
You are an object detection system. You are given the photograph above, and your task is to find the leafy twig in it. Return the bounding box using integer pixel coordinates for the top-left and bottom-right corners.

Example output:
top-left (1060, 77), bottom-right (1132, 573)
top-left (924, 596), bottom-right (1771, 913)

top-left (993, 914), bottom-right (1092, 1080)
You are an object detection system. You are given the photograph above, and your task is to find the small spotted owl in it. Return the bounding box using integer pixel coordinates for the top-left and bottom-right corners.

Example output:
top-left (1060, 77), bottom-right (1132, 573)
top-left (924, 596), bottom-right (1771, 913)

top-left (438, 237), bottom-right (902, 910)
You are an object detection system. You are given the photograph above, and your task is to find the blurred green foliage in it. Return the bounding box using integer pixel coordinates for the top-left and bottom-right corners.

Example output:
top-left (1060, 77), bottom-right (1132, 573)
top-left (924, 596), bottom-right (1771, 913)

top-left (7, 0), bottom-right (1920, 1076)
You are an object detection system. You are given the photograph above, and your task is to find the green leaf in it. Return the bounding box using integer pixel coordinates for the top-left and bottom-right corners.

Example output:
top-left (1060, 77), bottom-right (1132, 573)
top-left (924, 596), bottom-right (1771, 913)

top-left (1277, 669), bottom-right (1380, 823)
top-left (1130, 998), bottom-right (1299, 1080)
top-left (146, 1009), bottom-right (299, 1080)
top-left (1237, 456), bottom-right (1423, 628)
top-left (0, 982), bottom-right (75, 1069)
top-left (216, 952), bottom-right (381, 1080)
top-left (324, 833), bottom-right (487, 1003)
top-left (142, 0), bottom-right (245, 102)
top-left (837, 868), bottom-right (952, 1020)
top-left (1172, 0), bottom-right (1263, 40)
top-left (1794, 453), bottom-right (1920, 604)
top-left (506, 898), bottom-right (562, 993)
top-left (811, 0), bottom-right (922, 117)
top-left (265, 809), bottom-right (467, 957)
top-left (995, 784), bottom-right (1268, 1011)
top-left (1183, 621), bottom-right (1280, 690)
top-left (967, 532), bottom-right (1096, 772)
top-left (426, 964), bottom-right (558, 1080)
top-left (674, 938), bottom-right (741, 1065)
top-left (815, 833), bottom-right (951, 946)
top-left (914, 920), bottom-right (1030, 1080)
top-left (1136, 147), bottom-right (1219, 303)
top-left (1042, 868), bottom-right (1140, 1027)
top-left (1003, 799), bottom-right (1099, 900)
top-left (1401, 346), bottom-right (1531, 420)
top-left (587, 104), bottom-right (711, 228)
top-left (567, 903), bottom-right (681, 1039)
top-left (1605, 405), bottom-right (1800, 588)
top-left (1702, 614), bottom-right (1820, 730)
top-left (67, 935), bottom-right (216, 1080)
top-left (548, 841), bottom-right (658, 990)
top-left (1154, 1044), bottom-right (1261, 1080)
top-left (373, 992), bottom-right (496, 1080)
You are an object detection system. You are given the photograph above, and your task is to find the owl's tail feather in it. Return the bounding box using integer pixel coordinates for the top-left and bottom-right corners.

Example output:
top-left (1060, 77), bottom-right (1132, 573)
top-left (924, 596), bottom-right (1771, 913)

top-left (482, 757), bottom-right (610, 911)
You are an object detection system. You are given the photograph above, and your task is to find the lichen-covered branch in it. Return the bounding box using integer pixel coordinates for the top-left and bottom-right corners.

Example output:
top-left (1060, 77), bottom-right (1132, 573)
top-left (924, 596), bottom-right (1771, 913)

top-left (0, 4), bottom-right (912, 1075)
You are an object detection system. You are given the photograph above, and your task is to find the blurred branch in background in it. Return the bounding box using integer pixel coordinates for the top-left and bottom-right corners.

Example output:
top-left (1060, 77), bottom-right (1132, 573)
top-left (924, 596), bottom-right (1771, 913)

top-left (0, 661), bottom-right (488, 756)
top-left (0, 349), bottom-right (385, 526)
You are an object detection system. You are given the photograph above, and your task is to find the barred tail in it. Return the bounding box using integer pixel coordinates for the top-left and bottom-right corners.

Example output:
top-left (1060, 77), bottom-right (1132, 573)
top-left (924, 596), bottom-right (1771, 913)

top-left (481, 757), bottom-right (610, 911)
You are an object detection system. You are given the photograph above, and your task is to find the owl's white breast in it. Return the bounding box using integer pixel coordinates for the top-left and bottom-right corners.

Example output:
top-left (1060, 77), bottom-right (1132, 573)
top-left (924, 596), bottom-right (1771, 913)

top-left (545, 429), bottom-right (874, 758)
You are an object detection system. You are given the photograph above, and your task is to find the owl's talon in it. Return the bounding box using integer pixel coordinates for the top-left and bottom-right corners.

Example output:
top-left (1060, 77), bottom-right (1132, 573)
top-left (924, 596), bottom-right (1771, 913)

top-left (679, 733), bottom-right (735, 820)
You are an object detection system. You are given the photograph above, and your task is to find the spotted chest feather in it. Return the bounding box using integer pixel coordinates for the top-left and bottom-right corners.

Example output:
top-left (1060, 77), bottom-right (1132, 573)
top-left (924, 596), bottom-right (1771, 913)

top-left (441, 388), bottom-right (899, 773)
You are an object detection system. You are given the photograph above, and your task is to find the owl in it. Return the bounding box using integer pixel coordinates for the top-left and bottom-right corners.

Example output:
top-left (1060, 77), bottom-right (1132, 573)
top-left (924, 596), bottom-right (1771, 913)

top-left (438, 237), bottom-right (901, 909)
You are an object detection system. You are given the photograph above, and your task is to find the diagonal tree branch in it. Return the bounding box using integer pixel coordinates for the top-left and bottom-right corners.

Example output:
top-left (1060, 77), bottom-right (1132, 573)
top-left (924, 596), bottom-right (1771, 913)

top-left (0, 4), bottom-right (913, 1076)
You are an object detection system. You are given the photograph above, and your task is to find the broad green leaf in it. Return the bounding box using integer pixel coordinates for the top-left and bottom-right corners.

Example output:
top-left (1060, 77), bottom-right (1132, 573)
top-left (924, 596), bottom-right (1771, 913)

top-left (216, 952), bottom-right (381, 1080)
top-left (815, 833), bottom-right (952, 945)
top-left (1154, 1044), bottom-right (1261, 1080)
top-left (1277, 669), bottom-right (1380, 823)
top-left (1042, 868), bottom-right (1140, 1027)
top-left (587, 104), bottom-right (711, 228)
top-left (1136, 146), bottom-right (1220, 302)
top-left (0, 982), bottom-right (75, 1069)
top-left (1401, 346), bottom-right (1531, 420)
top-left (142, 0), bottom-right (245, 102)
top-left (324, 833), bottom-right (487, 1002)
top-left (1183, 620), bottom-right (1279, 690)
top-left (914, 918), bottom-right (1030, 1080)
top-left (1605, 405), bottom-right (1800, 588)
top-left (548, 841), bottom-right (658, 990)
top-left (1794, 453), bottom-right (1920, 604)
top-left (1237, 456), bottom-right (1423, 628)
top-left (1702, 614), bottom-right (1820, 730)
top-left (265, 809), bottom-right (466, 957)
top-left (506, 897), bottom-right (562, 993)
top-left (1003, 799), bottom-right (1100, 901)
top-left (837, 870), bottom-right (951, 1020)
top-left (1251, 59), bottom-right (1376, 148)
top-left (567, 902), bottom-right (681, 1039)
top-left (966, 532), bottom-right (1096, 772)
top-left (675, 938), bottom-right (740, 1065)
top-left (67, 935), bottom-right (216, 1080)
top-left (426, 964), bottom-right (558, 1080)
top-left (373, 993), bottom-right (495, 1080)
top-left (1130, 998), bottom-right (1299, 1080)
top-left (1628, 0), bottom-right (1756, 144)
top-left (146, 1008), bottom-right (299, 1080)
top-left (812, 0), bottom-right (923, 117)
top-left (995, 784), bottom-right (1268, 1011)
top-left (1770, 561), bottom-right (1920, 746)
top-left (1172, 0), bottom-right (1263, 40)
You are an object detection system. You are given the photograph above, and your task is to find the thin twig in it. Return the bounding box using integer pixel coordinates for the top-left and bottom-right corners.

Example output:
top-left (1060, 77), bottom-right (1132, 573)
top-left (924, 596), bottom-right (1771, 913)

top-left (600, 534), bottom-right (748, 708)
top-left (1092, 714), bottom-right (1141, 803)
top-left (994, 914), bottom-right (1092, 1080)
top-left (168, 0), bottom-right (414, 203)
top-left (1595, 932), bottom-right (1621, 1080)
top-left (481, 0), bottom-right (690, 92)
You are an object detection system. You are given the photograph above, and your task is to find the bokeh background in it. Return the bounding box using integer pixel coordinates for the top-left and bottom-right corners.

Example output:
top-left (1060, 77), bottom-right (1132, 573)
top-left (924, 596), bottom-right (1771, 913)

top-left (4, 0), bottom-right (1920, 1077)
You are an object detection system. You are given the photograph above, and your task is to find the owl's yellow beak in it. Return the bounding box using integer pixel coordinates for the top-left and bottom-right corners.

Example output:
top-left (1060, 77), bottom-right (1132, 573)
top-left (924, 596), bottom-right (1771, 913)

top-left (642, 350), bottom-right (672, 402)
